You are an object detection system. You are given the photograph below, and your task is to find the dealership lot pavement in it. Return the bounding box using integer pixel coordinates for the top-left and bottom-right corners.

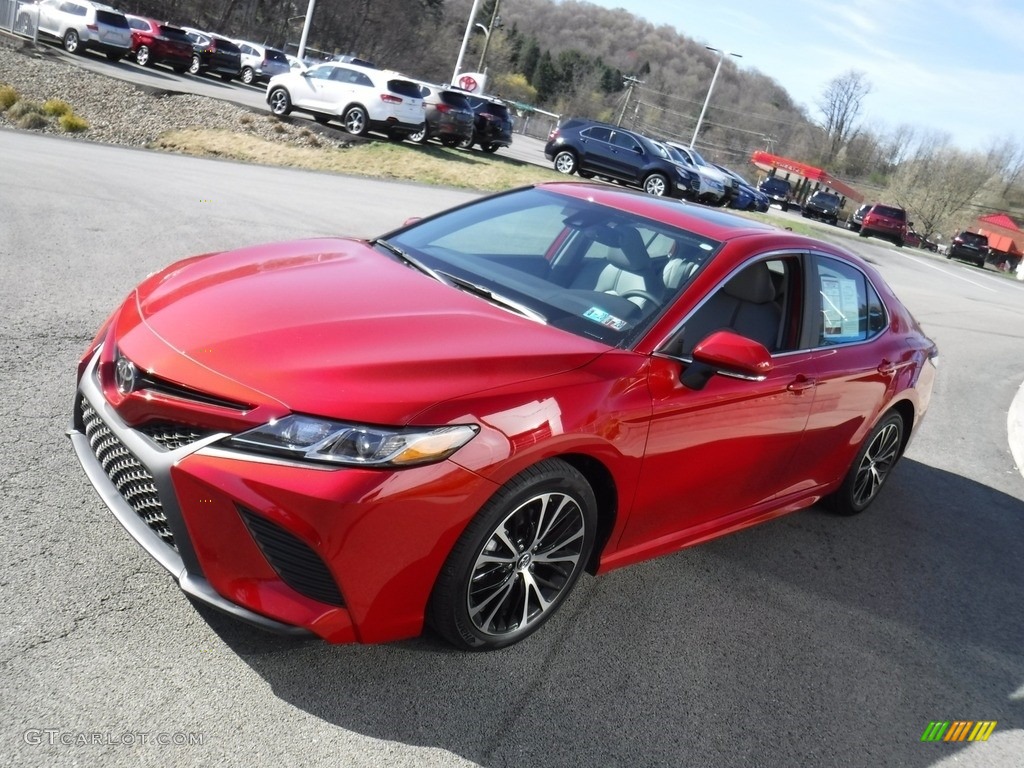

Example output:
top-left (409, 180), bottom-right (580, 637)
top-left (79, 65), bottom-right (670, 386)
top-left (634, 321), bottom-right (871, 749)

top-left (1, 130), bottom-right (1022, 767)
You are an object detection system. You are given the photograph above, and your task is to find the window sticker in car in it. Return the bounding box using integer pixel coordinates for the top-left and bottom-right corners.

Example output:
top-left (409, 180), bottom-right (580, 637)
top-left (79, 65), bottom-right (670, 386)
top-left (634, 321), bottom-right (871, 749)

top-left (820, 274), bottom-right (860, 339)
top-left (583, 307), bottom-right (628, 331)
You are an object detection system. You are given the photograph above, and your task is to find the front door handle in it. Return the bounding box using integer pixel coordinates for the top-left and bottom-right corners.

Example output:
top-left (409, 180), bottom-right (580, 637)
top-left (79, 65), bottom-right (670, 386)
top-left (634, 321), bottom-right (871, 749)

top-left (787, 375), bottom-right (817, 393)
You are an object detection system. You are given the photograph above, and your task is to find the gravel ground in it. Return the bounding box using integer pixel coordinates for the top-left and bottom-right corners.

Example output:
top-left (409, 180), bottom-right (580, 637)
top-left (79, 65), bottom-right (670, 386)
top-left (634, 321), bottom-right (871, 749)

top-left (0, 35), bottom-right (348, 149)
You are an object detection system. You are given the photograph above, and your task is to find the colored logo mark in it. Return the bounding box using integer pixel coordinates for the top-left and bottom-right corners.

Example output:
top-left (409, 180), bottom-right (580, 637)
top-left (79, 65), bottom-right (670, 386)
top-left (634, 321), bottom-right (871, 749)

top-left (921, 721), bottom-right (997, 742)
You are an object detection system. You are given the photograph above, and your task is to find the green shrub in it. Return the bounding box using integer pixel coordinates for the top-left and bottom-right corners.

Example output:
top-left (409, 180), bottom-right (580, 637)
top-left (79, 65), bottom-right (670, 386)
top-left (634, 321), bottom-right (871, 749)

top-left (16, 112), bottom-right (47, 130)
top-left (0, 85), bottom-right (17, 111)
top-left (42, 98), bottom-right (72, 117)
top-left (59, 112), bottom-right (89, 132)
top-left (6, 100), bottom-right (43, 120)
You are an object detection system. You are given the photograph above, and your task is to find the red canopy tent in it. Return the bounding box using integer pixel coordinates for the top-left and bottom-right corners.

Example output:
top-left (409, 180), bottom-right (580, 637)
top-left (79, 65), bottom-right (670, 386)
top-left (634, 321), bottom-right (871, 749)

top-left (750, 151), bottom-right (864, 204)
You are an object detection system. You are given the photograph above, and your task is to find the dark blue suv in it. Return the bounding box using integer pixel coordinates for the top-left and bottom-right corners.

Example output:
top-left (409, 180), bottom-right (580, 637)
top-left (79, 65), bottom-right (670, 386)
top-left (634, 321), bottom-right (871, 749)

top-left (545, 118), bottom-right (701, 200)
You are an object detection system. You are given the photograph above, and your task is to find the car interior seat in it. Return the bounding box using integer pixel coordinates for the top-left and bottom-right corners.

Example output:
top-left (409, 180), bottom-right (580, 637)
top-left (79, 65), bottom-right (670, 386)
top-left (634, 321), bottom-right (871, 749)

top-left (680, 261), bottom-right (782, 354)
top-left (570, 224), bottom-right (664, 306)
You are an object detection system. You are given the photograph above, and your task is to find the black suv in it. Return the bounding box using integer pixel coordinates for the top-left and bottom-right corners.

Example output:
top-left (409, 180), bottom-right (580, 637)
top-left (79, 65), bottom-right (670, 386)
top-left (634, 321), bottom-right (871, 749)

top-left (947, 231), bottom-right (989, 267)
top-left (801, 190), bottom-right (842, 225)
top-left (758, 177), bottom-right (793, 210)
top-left (545, 118), bottom-right (701, 199)
top-left (461, 95), bottom-right (513, 153)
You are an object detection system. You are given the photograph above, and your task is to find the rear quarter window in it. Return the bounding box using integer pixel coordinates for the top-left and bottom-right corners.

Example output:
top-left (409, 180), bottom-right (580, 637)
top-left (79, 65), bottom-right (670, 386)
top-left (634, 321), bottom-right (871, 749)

top-left (387, 79), bottom-right (424, 99)
top-left (96, 11), bottom-right (129, 27)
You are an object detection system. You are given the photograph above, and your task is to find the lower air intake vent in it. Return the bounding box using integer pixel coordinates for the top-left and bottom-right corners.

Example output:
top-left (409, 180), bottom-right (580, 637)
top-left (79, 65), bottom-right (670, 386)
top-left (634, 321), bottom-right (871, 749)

top-left (239, 508), bottom-right (345, 607)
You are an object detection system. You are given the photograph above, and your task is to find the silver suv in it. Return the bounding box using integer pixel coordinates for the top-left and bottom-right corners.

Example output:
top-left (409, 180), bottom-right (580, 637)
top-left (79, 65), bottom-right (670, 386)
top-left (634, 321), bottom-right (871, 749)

top-left (16, 0), bottom-right (132, 60)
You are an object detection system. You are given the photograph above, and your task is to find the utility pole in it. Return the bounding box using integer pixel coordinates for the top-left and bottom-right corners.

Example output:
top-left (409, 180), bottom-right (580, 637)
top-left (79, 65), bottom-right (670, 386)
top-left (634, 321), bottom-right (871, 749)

top-left (617, 76), bottom-right (643, 127)
top-left (477, 0), bottom-right (502, 72)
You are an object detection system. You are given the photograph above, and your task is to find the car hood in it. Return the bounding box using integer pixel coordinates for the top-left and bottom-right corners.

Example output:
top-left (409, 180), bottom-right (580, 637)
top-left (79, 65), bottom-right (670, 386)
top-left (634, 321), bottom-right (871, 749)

top-left (126, 238), bottom-right (609, 424)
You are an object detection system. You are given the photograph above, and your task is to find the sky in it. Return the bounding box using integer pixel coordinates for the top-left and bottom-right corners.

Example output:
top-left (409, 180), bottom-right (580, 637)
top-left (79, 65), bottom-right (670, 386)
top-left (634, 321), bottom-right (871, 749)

top-left (578, 0), bottom-right (1024, 152)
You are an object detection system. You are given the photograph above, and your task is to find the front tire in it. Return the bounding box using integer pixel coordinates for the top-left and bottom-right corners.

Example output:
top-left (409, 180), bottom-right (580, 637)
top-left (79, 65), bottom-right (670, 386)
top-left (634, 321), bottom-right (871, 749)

top-left (642, 172), bottom-right (669, 197)
top-left (828, 412), bottom-right (904, 515)
top-left (342, 105), bottom-right (368, 136)
top-left (481, 142), bottom-right (499, 153)
top-left (428, 458), bottom-right (597, 650)
top-left (267, 87), bottom-right (291, 116)
top-left (63, 29), bottom-right (81, 54)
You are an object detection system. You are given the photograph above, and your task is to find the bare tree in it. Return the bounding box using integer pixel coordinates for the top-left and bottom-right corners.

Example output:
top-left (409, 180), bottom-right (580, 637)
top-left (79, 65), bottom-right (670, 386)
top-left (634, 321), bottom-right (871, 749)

top-left (885, 131), bottom-right (993, 239)
top-left (817, 70), bottom-right (871, 166)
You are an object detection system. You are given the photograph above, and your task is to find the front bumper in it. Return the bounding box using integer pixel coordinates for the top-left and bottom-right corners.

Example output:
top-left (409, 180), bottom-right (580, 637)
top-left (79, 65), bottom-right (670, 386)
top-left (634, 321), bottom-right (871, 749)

top-left (69, 350), bottom-right (496, 643)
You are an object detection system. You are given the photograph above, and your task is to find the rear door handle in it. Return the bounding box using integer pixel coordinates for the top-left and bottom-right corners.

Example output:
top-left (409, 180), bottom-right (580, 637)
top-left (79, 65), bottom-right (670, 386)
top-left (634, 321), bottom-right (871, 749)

top-left (787, 376), bottom-right (817, 393)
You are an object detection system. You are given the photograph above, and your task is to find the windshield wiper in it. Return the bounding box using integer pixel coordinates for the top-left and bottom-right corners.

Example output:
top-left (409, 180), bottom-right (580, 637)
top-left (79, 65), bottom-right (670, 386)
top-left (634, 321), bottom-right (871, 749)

top-left (437, 271), bottom-right (547, 324)
top-left (372, 239), bottom-right (450, 285)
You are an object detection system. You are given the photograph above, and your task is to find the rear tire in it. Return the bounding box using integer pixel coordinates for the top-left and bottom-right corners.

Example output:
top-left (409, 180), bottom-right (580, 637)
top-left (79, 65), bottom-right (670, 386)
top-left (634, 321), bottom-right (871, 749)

top-left (188, 54), bottom-right (201, 75)
top-left (553, 150), bottom-right (578, 175)
top-left (135, 45), bottom-right (152, 67)
top-left (481, 143), bottom-right (500, 153)
top-left (342, 105), bottom-right (369, 136)
top-left (240, 66), bottom-right (255, 85)
top-left (63, 29), bottom-right (81, 54)
top-left (408, 123), bottom-right (428, 144)
top-left (828, 412), bottom-right (904, 515)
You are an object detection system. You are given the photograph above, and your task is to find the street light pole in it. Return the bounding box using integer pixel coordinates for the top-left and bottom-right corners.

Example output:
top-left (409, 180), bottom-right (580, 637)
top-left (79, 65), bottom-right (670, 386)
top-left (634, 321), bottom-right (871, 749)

top-left (296, 0), bottom-right (316, 62)
top-left (477, 0), bottom-right (501, 71)
top-left (690, 46), bottom-right (741, 149)
top-left (451, 0), bottom-right (484, 84)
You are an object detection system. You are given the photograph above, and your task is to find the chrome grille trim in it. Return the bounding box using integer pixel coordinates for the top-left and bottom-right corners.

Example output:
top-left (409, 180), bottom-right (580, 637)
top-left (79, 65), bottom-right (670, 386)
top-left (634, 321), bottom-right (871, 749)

top-left (138, 422), bottom-right (214, 452)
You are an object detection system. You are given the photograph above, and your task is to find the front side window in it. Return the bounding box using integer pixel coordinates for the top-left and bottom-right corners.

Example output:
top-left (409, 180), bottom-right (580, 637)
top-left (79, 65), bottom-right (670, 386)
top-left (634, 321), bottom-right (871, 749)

top-left (815, 256), bottom-right (886, 345)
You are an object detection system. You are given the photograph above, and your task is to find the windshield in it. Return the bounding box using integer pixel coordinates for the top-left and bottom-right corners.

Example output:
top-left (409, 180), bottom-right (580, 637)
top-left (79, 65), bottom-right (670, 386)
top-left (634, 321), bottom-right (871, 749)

top-left (384, 187), bottom-right (722, 348)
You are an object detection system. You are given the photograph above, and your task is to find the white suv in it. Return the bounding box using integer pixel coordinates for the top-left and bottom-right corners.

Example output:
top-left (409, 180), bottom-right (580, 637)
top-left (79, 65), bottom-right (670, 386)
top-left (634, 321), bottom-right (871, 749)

top-left (266, 62), bottom-right (425, 139)
top-left (233, 40), bottom-right (291, 86)
top-left (15, 0), bottom-right (132, 60)
top-left (665, 141), bottom-right (734, 205)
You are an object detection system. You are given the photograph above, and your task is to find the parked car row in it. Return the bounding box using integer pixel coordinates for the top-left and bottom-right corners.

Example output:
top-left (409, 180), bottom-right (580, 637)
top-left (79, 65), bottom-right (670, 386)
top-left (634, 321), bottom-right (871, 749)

top-left (14, 0), bottom-right (516, 150)
top-left (543, 118), bottom-right (768, 210)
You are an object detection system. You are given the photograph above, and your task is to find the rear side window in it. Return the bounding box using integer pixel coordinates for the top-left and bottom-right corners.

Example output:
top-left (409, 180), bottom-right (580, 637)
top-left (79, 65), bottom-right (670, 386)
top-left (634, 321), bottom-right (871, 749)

top-left (266, 49), bottom-right (288, 63)
top-left (440, 91), bottom-right (471, 109)
top-left (161, 26), bottom-right (190, 43)
top-left (581, 126), bottom-right (612, 142)
top-left (96, 11), bottom-right (129, 28)
top-left (215, 38), bottom-right (241, 54)
top-left (387, 79), bottom-right (423, 99)
top-left (815, 256), bottom-right (886, 345)
top-left (128, 18), bottom-right (148, 30)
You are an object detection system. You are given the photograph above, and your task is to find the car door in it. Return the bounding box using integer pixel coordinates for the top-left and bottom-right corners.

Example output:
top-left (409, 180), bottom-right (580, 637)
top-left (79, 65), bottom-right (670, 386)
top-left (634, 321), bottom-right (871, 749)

top-left (618, 254), bottom-right (821, 551)
top-left (37, 0), bottom-right (64, 36)
top-left (784, 253), bottom-right (903, 493)
top-left (604, 130), bottom-right (645, 183)
top-left (288, 64), bottom-right (336, 111)
top-left (576, 126), bottom-right (617, 176)
top-left (321, 66), bottom-right (368, 116)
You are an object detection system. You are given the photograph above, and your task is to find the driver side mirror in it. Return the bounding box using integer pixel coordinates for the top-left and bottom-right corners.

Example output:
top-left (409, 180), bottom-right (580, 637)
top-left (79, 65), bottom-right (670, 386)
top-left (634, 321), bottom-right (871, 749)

top-left (681, 330), bottom-right (773, 390)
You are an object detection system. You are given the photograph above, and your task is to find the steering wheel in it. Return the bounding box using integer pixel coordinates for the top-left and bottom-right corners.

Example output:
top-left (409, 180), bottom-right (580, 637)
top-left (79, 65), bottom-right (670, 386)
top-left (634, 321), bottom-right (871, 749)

top-left (617, 289), bottom-right (660, 306)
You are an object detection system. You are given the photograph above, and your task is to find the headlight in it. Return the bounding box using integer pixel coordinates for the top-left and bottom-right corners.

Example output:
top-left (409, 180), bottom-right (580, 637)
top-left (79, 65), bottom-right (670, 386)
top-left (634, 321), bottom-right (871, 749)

top-left (222, 415), bottom-right (479, 467)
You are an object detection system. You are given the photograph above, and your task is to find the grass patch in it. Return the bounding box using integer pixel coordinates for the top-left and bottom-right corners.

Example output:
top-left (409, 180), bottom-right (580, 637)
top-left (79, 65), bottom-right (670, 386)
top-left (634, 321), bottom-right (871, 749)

top-left (59, 112), bottom-right (89, 132)
top-left (152, 129), bottom-right (566, 192)
top-left (0, 84), bottom-right (17, 111)
top-left (42, 98), bottom-right (72, 117)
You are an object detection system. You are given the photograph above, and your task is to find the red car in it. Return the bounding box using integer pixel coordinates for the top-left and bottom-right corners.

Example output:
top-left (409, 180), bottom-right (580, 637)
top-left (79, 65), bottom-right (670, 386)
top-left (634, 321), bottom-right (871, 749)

top-left (70, 182), bottom-right (937, 650)
top-left (859, 203), bottom-right (909, 247)
top-left (125, 15), bottom-right (193, 73)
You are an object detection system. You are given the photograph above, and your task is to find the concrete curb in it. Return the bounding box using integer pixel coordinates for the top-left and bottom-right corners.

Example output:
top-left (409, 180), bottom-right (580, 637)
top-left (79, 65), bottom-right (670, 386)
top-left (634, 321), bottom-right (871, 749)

top-left (1009, 378), bottom-right (1024, 480)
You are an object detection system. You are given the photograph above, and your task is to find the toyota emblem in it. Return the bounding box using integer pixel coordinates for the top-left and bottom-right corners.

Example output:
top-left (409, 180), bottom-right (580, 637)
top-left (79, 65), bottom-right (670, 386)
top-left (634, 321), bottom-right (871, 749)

top-left (114, 355), bottom-right (137, 395)
top-left (458, 75), bottom-right (478, 92)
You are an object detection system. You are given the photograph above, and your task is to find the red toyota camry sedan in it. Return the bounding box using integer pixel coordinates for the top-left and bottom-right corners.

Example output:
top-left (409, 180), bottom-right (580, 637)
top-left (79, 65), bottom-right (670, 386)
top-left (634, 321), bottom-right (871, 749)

top-left (70, 182), bottom-right (937, 650)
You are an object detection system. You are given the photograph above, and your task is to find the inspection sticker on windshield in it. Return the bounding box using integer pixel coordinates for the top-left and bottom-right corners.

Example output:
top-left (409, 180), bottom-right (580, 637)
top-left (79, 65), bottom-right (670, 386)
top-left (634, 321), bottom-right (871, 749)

top-left (584, 307), bottom-right (628, 331)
